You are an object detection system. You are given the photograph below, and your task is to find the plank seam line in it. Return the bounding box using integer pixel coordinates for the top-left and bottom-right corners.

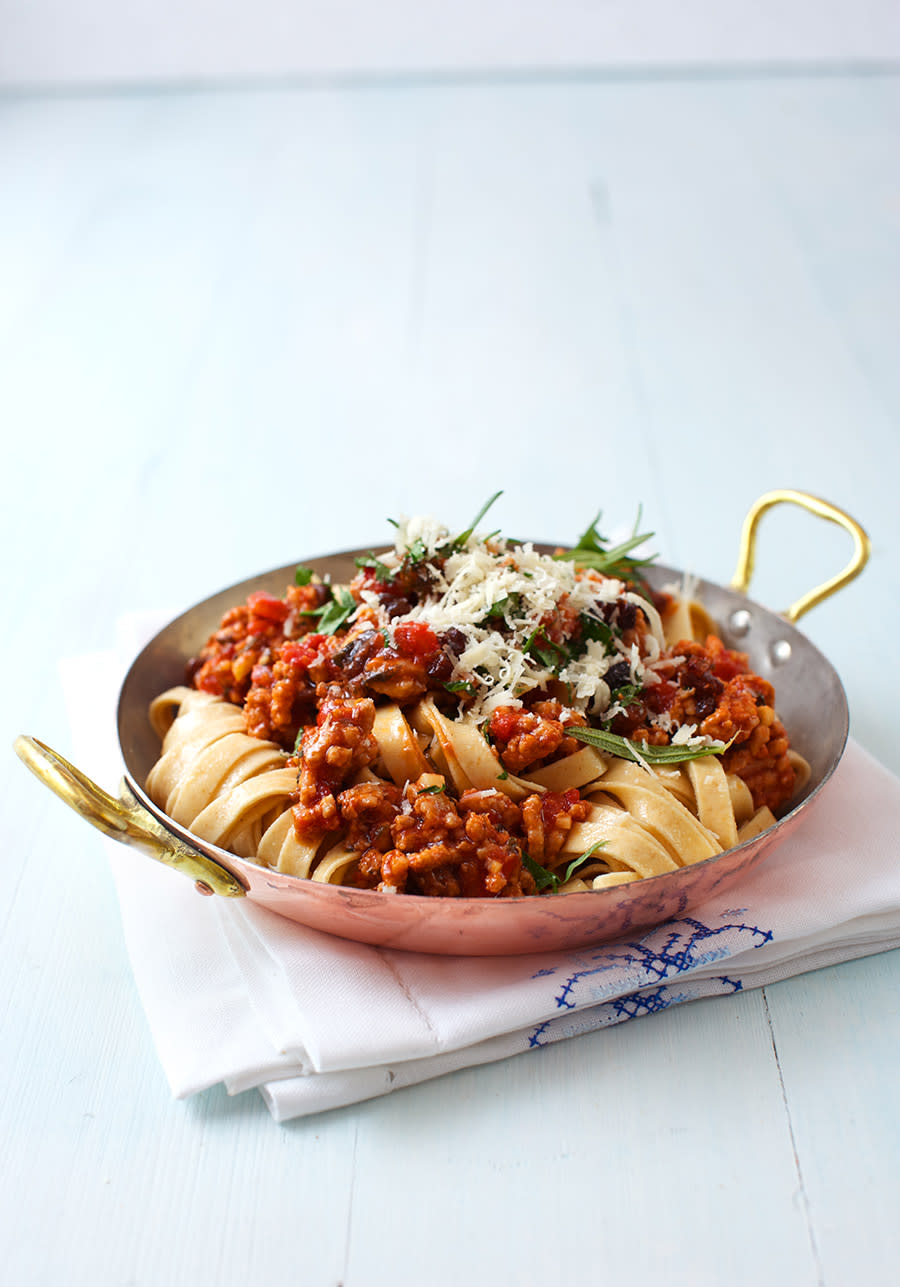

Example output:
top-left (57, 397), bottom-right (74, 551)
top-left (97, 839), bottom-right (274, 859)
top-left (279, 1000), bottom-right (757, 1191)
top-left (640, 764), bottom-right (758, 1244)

top-left (340, 1119), bottom-right (360, 1287)
top-left (763, 987), bottom-right (826, 1287)
top-left (3, 61), bottom-right (900, 102)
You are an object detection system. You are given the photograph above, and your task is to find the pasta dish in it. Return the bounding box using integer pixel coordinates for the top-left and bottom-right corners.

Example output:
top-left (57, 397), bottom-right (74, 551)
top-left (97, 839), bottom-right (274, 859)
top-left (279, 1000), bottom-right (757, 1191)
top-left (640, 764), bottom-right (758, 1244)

top-left (146, 497), bottom-right (808, 898)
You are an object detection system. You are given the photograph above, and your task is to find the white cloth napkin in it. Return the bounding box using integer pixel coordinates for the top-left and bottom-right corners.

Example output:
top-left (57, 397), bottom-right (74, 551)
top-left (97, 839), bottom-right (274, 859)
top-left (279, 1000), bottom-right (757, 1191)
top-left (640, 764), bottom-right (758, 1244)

top-left (60, 615), bottom-right (900, 1121)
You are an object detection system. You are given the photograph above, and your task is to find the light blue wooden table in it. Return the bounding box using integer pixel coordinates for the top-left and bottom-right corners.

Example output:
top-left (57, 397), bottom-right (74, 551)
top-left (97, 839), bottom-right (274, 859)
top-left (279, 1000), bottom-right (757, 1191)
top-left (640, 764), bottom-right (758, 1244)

top-left (2, 69), bottom-right (899, 1285)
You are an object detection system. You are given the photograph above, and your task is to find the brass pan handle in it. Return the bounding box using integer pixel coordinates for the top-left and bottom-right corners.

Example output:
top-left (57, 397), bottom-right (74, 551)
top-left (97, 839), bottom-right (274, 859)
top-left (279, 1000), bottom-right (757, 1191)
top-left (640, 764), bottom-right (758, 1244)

top-left (13, 735), bottom-right (246, 898)
top-left (730, 489), bottom-right (870, 622)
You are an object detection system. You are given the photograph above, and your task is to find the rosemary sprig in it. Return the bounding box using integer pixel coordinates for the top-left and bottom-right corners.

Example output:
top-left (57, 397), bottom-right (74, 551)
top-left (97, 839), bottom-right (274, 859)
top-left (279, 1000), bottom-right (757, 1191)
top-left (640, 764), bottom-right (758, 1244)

top-left (567, 726), bottom-right (728, 763)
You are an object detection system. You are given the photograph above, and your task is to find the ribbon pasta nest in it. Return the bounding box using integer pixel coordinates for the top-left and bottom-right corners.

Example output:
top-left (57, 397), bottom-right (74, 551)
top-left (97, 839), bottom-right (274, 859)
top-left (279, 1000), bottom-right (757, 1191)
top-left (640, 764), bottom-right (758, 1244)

top-left (146, 499), bottom-right (809, 899)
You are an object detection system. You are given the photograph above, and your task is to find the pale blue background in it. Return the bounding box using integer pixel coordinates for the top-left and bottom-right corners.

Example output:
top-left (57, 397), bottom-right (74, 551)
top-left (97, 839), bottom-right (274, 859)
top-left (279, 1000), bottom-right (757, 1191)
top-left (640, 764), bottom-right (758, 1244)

top-left (2, 55), bottom-right (899, 1287)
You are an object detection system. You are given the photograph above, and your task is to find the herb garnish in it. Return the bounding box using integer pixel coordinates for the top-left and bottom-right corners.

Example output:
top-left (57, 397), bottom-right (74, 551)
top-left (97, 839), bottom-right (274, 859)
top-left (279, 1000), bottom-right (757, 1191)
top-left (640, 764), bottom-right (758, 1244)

top-left (451, 490), bottom-right (503, 550)
top-left (405, 537), bottom-right (428, 565)
top-left (354, 553), bottom-right (395, 583)
top-left (561, 841), bottom-right (608, 884)
top-left (417, 783), bottom-right (445, 795)
top-left (523, 627), bottom-right (571, 675)
top-left (579, 615), bottom-right (614, 650)
top-left (311, 587), bottom-right (358, 636)
top-left (608, 683), bottom-right (642, 709)
top-left (294, 565), bottom-right (314, 586)
top-left (567, 726), bottom-right (728, 763)
top-left (557, 508), bottom-right (656, 584)
top-left (522, 853), bottom-right (560, 892)
top-left (523, 840), bottom-right (608, 894)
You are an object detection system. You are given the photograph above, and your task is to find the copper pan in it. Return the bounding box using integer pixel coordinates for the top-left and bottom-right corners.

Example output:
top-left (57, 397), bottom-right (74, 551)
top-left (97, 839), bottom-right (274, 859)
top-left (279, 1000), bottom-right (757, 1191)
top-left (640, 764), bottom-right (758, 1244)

top-left (15, 490), bottom-right (870, 955)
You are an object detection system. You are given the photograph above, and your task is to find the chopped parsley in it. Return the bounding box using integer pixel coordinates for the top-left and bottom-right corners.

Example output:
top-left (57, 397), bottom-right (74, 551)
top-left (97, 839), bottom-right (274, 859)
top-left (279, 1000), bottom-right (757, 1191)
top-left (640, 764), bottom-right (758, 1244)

top-left (405, 537), bottom-right (428, 565)
top-left (579, 614), bottom-right (614, 650)
top-left (608, 682), bottom-right (642, 709)
top-left (354, 553), bottom-right (395, 583)
top-left (311, 587), bottom-right (358, 636)
top-left (444, 680), bottom-right (475, 695)
top-left (294, 565), bottom-right (314, 586)
top-left (480, 592), bottom-right (523, 625)
top-left (523, 627), bottom-right (571, 675)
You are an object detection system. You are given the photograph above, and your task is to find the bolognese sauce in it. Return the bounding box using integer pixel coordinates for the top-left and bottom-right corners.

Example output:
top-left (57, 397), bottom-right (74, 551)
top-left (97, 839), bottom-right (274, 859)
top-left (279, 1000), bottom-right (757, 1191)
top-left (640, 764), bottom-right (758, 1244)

top-left (174, 502), bottom-right (801, 898)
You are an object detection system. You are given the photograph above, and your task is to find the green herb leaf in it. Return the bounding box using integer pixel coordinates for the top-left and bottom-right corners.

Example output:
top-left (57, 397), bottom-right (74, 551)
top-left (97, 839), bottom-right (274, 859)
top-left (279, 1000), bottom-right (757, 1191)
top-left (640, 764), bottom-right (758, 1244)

top-left (417, 783), bottom-right (445, 795)
top-left (314, 588), bottom-right (358, 636)
top-left (354, 553), bottom-right (395, 583)
top-left (444, 680), bottom-right (475, 695)
top-left (556, 508), bottom-right (656, 582)
top-left (522, 852), bottom-right (560, 893)
top-left (524, 840), bottom-right (611, 895)
top-left (524, 628), bottom-right (571, 675)
top-left (560, 841), bottom-right (607, 885)
top-left (609, 683), bottom-right (642, 708)
top-left (405, 537), bottom-right (428, 565)
top-left (579, 614), bottom-right (614, 649)
top-left (452, 491), bottom-right (503, 549)
top-left (567, 726), bottom-right (728, 763)
top-left (294, 565), bottom-right (314, 586)
top-left (479, 592), bottom-right (522, 625)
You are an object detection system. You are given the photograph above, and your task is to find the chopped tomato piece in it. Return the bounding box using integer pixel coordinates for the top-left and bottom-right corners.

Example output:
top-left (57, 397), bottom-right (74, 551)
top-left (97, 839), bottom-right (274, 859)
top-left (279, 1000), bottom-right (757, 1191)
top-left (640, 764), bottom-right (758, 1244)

top-left (282, 634), bottom-right (328, 672)
top-left (393, 621), bottom-right (440, 662)
top-left (246, 591), bottom-right (289, 623)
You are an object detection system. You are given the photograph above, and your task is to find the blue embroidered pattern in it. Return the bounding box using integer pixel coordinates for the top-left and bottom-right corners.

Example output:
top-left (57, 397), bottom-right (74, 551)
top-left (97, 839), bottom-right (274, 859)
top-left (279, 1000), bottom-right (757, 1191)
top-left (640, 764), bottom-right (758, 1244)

top-left (527, 975), bottom-right (744, 1047)
top-left (525, 914), bottom-right (770, 1047)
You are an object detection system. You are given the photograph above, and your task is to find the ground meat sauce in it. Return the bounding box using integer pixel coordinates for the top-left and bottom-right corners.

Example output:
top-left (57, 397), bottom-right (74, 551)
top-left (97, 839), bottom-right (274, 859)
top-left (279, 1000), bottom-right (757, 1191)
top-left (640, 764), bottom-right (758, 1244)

top-left (185, 515), bottom-right (798, 896)
top-left (606, 635), bottom-right (796, 811)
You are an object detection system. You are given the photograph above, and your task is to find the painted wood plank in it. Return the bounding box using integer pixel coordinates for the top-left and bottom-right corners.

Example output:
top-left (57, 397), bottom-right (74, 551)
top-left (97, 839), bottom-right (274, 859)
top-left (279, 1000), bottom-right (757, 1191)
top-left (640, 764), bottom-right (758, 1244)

top-left (344, 989), bottom-right (820, 1286)
top-left (2, 73), bottom-right (898, 1287)
top-left (764, 950), bottom-right (900, 1286)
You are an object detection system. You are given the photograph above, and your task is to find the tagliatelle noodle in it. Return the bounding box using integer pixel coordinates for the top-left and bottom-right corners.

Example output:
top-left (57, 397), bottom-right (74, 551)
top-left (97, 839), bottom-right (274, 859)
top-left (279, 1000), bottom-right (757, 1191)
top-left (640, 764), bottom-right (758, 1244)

top-left (413, 698), bottom-right (539, 801)
top-left (561, 805), bottom-right (681, 879)
top-left (522, 746), bottom-right (608, 791)
top-left (661, 590), bottom-right (718, 647)
top-left (685, 757), bottom-right (739, 850)
top-left (257, 809), bottom-right (323, 878)
top-left (372, 706), bottom-right (432, 785)
top-left (583, 760), bottom-right (722, 865)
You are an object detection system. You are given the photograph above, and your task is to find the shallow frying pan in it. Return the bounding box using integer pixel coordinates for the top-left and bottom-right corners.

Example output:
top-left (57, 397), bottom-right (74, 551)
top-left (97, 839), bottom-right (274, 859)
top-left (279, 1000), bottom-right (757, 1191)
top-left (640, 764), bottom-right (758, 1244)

top-left (15, 490), bottom-right (869, 955)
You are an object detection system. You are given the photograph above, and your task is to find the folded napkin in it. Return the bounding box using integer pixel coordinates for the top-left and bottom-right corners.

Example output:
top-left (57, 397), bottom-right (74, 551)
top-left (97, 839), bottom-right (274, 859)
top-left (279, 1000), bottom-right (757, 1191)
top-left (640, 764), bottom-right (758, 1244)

top-left (59, 615), bottom-right (900, 1121)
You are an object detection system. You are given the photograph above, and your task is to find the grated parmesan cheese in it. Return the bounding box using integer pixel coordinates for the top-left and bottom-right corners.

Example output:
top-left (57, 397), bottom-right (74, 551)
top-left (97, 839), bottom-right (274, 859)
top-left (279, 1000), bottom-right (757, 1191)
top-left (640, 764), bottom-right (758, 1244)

top-left (376, 520), bottom-right (667, 722)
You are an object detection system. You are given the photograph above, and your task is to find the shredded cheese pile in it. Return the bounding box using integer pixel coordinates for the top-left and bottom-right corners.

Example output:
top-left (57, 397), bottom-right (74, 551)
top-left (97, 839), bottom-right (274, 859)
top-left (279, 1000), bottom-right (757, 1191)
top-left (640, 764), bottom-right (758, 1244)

top-left (360, 516), bottom-right (673, 723)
